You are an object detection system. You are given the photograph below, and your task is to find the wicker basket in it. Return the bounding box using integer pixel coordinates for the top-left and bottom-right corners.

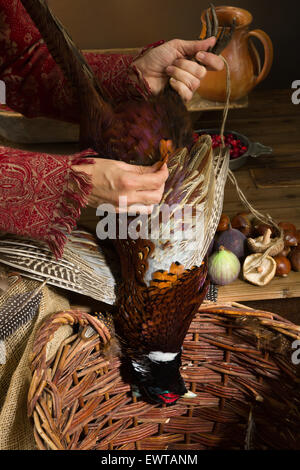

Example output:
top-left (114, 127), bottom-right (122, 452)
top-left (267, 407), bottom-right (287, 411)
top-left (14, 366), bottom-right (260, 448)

top-left (28, 303), bottom-right (300, 450)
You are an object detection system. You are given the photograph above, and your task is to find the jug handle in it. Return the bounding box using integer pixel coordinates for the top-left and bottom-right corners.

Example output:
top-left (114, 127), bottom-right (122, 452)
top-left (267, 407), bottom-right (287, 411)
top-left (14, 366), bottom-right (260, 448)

top-left (248, 29), bottom-right (274, 86)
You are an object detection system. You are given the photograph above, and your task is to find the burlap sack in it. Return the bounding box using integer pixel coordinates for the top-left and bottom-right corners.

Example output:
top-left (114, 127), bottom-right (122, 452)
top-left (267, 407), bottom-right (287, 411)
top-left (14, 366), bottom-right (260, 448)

top-left (0, 270), bottom-right (72, 450)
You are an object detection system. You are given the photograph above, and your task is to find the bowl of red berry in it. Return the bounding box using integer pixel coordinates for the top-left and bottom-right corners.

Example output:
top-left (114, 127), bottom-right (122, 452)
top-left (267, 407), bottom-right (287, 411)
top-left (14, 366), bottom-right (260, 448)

top-left (193, 129), bottom-right (273, 170)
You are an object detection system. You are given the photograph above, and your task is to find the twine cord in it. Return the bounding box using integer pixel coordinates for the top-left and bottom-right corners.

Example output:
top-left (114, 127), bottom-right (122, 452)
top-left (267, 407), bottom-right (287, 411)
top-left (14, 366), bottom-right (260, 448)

top-left (217, 56), bottom-right (282, 240)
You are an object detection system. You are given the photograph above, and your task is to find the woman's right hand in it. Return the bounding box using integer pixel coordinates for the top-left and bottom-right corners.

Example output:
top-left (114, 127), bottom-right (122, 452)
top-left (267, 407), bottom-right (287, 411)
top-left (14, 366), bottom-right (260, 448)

top-left (72, 159), bottom-right (169, 213)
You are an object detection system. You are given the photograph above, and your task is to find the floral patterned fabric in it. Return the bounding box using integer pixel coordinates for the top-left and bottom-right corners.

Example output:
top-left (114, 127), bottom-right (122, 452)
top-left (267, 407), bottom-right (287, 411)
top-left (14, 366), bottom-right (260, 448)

top-left (0, 0), bottom-right (158, 257)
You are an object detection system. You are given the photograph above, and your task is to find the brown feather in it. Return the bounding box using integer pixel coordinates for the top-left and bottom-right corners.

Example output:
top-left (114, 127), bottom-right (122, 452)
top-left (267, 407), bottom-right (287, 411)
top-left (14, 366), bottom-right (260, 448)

top-left (115, 261), bottom-right (208, 357)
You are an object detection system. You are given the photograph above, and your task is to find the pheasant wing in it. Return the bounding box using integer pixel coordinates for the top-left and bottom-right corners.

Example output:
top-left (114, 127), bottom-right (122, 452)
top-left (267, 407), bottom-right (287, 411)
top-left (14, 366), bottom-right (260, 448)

top-left (0, 231), bottom-right (117, 305)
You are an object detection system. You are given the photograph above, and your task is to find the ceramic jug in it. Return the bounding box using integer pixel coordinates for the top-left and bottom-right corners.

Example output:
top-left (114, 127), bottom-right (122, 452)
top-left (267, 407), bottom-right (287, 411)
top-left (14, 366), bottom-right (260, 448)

top-left (197, 6), bottom-right (274, 102)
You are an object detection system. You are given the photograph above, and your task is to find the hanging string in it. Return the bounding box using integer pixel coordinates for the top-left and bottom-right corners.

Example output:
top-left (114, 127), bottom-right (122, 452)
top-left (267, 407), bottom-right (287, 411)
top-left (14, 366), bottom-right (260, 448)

top-left (219, 55), bottom-right (231, 145)
top-left (217, 55), bottom-right (282, 237)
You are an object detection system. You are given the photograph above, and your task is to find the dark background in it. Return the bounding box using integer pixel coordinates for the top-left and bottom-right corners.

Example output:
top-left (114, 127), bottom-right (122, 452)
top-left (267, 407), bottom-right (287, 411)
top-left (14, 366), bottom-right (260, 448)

top-left (48, 0), bottom-right (300, 90)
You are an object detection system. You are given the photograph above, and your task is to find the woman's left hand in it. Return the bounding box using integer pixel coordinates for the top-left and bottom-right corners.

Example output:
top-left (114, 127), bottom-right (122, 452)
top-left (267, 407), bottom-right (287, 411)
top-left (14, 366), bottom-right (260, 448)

top-left (133, 36), bottom-right (224, 102)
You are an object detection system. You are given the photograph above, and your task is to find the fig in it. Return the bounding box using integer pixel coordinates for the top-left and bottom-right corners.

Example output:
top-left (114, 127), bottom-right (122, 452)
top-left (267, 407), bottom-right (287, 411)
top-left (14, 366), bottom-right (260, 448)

top-left (208, 246), bottom-right (241, 286)
top-left (214, 227), bottom-right (247, 260)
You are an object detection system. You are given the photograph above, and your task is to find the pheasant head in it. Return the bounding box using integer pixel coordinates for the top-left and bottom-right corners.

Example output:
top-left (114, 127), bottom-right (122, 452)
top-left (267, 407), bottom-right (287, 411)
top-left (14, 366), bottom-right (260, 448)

top-left (115, 250), bottom-right (208, 404)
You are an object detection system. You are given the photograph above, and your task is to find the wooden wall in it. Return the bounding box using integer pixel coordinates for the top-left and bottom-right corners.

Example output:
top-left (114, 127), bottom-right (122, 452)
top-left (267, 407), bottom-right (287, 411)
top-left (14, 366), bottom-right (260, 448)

top-left (48, 0), bottom-right (300, 90)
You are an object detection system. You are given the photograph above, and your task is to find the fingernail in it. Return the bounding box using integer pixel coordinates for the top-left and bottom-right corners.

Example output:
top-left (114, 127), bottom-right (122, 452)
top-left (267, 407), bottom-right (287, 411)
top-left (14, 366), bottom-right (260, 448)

top-left (197, 52), bottom-right (205, 61)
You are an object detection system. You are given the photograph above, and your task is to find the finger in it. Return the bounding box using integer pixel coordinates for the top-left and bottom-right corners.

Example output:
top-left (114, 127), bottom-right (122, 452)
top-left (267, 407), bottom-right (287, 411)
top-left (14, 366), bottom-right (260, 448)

top-left (124, 166), bottom-right (169, 191)
top-left (166, 66), bottom-right (202, 94)
top-left (167, 60), bottom-right (207, 81)
top-left (131, 162), bottom-right (168, 175)
top-left (169, 77), bottom-right (194, 102)
top-left (195, 50), bottom-right (224, 71)
top-left (127, 204), bottom-right (155, 215)
top-left (127, 188), bottom-right (165, 206)
top-left (116, 203), bottom-right (155, 215)
top-left (171, 37), bottom-right (216, 57)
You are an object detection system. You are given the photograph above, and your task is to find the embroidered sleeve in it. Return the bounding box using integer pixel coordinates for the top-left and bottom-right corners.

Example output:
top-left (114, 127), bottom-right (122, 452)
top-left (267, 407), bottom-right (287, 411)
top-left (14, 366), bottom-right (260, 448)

top-left (0, 0), bottom-right (164, 257)
top-left (0, 0), bottom-right (162, 122)
top-left (0, 146), bottom-right (95, 258)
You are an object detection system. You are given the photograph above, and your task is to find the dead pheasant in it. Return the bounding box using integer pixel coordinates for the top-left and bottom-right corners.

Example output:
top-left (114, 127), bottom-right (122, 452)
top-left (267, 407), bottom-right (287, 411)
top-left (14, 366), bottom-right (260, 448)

top-left (1, 1), bottom-right (234, 404)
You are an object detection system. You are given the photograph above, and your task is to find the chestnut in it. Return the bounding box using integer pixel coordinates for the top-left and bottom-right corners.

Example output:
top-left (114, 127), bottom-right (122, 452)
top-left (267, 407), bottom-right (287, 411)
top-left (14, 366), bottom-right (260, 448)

top-left (274, 255), bottom-right (291, 277)
top-left (278, 222), bottom-right (297, 234)
top-left (279, 246), bottom-right (291, 258)
top-left (283, 231), bottom-right (298, 247)
top-left (231, 213), bottom-right (252, 237)
top-left (290, 247), bottom-right (300, 272)
top-left (254, 223), bottom-right (276, 238)
top-left (217, 214), bottom-right (230, 232)
top-left (296, 230), bottom-right (300, 245)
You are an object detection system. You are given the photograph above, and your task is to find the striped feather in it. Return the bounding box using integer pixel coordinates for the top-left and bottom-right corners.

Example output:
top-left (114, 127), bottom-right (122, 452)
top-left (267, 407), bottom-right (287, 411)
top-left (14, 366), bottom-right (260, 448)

top-left (0, 231), bottom-right (117, 305)
top-left (0, 284), bottom-right (44, 341)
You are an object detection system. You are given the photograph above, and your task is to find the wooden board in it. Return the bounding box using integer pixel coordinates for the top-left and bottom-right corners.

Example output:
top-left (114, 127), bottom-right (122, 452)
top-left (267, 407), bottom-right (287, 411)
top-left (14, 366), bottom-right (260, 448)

top-left (250, 166), bottom-right (300, 188)
top-left (218, 272), bottom-right (300, 303)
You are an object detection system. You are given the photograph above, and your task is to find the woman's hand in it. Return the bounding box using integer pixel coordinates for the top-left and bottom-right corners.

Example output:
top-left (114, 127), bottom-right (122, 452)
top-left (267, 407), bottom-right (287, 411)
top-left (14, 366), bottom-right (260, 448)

top-left (72, 159), bottom-right (169, 213)
top-left (133, 36), bottom-right (224, 102)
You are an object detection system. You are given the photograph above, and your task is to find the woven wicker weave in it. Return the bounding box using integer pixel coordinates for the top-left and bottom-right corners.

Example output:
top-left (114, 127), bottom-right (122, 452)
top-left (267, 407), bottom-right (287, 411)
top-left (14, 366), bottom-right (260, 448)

top-left (28, 303), bottom-right (300, 450)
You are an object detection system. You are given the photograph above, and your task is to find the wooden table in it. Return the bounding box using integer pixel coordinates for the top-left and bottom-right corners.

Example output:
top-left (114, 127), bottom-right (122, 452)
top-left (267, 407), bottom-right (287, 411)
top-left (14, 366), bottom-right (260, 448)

top-left (193, 88), bottom-right (300, 305)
